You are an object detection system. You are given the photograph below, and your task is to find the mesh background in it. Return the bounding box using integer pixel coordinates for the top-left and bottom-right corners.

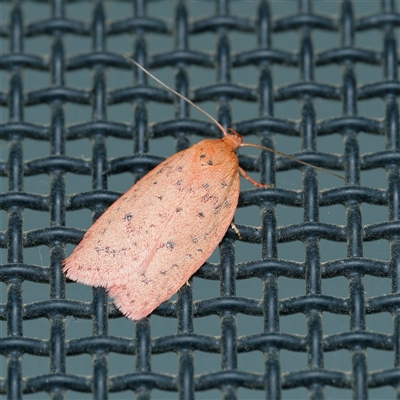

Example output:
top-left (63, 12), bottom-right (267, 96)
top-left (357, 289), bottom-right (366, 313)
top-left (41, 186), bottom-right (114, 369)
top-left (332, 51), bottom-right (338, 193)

top-left (1, 0), bottom-right (400, 399)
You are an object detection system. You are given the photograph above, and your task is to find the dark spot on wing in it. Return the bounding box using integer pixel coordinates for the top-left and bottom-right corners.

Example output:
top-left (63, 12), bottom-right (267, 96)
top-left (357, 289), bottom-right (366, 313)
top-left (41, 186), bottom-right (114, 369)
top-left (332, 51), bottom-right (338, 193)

top-left (192, 237), bottom-right (199, 244)
top-left (197, 248), bottom-right (203, 253)
top-left (166, 241), bottom-right (175, 251)
top-left (221, 181), bottom-right (227, 187)
top-left (207, 160), bottom-right (213, 165)
top-left (202, 183), bottom-right (210, 189)
top-left (198, 212), bottom-right (205, 218)
top-left (176, 207), bottom-right (183, 213)
top-left (174, 179), bottom-right (183, 189)
top-left (202, 194), bottom-right (219, 203)
top-left (152, 181), bottom-right (157, 185)
top-left (177, 166), bottom-right (183, 172)
top-left (124, 213), bottom-right (132, 221)
top-left (157, 195), bottom-right (163, 200)
top-left (200, 154), bottom-right (206, 159)
top-left (160, 270), bottom-right (167, 275)
top-left (214, 205), bottom-right (222, 214)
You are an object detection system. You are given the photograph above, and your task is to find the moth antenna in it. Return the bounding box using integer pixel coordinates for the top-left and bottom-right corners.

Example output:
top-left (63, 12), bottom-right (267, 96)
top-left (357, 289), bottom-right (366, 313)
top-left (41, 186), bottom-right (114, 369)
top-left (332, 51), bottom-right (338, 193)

top-left (123, 55), bottom-right (228, 137)
top-left (124, 56), bottom-right (343, 181)
top-left (229, 129), bottom-right (344, 180)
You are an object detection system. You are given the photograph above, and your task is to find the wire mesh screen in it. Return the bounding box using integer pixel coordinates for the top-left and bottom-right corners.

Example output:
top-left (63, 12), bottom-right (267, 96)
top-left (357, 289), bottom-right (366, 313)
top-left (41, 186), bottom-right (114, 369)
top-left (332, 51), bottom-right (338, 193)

top-left (1, 0), bottom-right (399, 399)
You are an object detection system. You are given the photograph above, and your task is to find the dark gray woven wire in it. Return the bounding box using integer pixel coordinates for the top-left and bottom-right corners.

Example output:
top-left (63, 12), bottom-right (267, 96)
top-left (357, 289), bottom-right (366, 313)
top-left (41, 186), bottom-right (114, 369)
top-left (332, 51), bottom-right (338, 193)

top-left (1, 0), bottom-right (400, 399)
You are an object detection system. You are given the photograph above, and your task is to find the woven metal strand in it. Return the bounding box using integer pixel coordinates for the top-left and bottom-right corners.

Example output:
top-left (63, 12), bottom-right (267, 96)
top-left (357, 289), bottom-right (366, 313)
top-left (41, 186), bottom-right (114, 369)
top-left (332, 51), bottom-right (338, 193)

top-left (1, 1), bottom-right (399, 399)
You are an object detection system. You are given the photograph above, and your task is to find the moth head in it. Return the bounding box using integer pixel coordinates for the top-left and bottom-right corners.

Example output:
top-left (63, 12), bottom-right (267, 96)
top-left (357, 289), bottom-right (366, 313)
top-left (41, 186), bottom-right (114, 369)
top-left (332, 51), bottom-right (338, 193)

top-left (223, 128), bottom-right (243, 150)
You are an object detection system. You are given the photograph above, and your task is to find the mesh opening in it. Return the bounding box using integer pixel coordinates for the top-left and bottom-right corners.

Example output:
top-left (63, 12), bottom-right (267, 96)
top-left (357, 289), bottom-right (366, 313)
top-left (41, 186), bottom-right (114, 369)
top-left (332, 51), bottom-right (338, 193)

top-left (1, 1), bottom-right (400, 399)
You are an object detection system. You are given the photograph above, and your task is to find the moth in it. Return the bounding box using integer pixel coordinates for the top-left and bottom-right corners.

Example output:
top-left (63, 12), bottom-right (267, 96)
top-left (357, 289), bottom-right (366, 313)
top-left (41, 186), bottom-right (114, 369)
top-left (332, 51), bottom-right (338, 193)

top-left (63, 59), bottom-right (342, 320)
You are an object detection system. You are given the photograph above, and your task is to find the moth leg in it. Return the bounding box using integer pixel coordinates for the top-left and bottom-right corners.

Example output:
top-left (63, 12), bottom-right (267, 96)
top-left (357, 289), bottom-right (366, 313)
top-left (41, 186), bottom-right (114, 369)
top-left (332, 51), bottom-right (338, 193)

top-left (185, 281), bottom-right (190, 286)
top-left (231, 222), bottom-right (242, 240)
top-left (239, 167), bottom-right (274, 189)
